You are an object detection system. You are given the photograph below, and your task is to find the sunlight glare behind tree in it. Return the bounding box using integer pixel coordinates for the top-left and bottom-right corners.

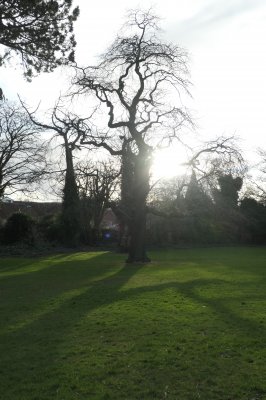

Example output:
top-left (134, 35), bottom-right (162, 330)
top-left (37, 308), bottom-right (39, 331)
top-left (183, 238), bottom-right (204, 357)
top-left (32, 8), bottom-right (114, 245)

top-left (73, 9), bottom-right (192, 262)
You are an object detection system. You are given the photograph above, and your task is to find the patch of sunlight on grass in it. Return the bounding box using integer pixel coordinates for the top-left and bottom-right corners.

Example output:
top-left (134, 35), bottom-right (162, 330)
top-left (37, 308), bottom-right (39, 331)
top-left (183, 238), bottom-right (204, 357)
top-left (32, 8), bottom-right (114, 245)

top-left (0, 251), bottom-right (107, 278)
top-left (231, 299), bottom-right (266, 322)
top-left (0, 259), bottom-right (59, 278)
top-left (1, 248), bottom-right (266, 400)
top-left (120, 261), bottom-right (233, 292)
top-left (60, 251), bottom-right (109, 261)
top-left (1, 287), bottom-right (88, 335)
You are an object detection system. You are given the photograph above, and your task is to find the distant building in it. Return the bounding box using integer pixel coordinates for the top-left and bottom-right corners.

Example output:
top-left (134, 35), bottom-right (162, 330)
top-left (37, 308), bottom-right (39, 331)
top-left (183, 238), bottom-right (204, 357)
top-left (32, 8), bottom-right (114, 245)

top-left (100, 208), bottom-right (119, 231)
top-left (1, 197), bottom-right (14, 203)
top-left (0, 202), bottom-right (120, 237)
top-left (0, 200), bottom-right (61, 221)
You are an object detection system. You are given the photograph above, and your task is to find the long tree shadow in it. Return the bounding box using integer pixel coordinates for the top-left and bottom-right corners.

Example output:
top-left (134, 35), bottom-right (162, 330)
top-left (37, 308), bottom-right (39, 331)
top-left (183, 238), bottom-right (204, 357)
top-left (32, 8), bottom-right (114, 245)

top-left (0, 252), bottom-right (102, 277)
top-left (0, 252), bottom-right (146, 399)
top-left (1, 251), bottom-right (266, 399)
top-left (0, 251), bottom-right (125, 333)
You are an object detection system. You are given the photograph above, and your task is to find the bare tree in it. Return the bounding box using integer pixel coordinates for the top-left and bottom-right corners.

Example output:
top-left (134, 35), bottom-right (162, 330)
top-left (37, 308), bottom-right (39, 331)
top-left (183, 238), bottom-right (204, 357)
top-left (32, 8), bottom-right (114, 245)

top-left (21, 100), bottom-right (92, 245)
top-left (76, 159), bottom-right (120, 243)
top-left (241, 148), bottom-right (266, 204)
top-left (72, 10), bottom-right (192, 262)
top-left (0, 101), bottom-right (47, 198)
top-left (187, 136), bottom-right (246, 195)
top-left (258, 149), bottom-right (266, 173)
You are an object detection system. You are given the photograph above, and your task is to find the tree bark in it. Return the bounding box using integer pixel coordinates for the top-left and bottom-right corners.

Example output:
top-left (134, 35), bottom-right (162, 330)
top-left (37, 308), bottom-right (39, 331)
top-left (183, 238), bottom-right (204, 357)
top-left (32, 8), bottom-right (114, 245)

top-left (126, 150), bottom-right (151, 263)
top-left (61, 141), bottom-right (81, 246)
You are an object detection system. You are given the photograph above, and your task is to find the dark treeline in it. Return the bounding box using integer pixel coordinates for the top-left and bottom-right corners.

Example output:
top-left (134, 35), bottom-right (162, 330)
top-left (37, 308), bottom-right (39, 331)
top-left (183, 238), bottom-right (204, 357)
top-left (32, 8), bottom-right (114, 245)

top-left (147, 172), bottom-right (266, 247)
top-left (1, 169), bottom-right (266, 250)
top-left (0, 159), bottom-right (120, 248)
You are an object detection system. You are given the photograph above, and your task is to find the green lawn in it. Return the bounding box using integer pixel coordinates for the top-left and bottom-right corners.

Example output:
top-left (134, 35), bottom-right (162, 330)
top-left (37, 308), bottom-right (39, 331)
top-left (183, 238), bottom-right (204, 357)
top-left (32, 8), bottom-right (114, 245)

top-left (0, 247), bottom-right (266, 400)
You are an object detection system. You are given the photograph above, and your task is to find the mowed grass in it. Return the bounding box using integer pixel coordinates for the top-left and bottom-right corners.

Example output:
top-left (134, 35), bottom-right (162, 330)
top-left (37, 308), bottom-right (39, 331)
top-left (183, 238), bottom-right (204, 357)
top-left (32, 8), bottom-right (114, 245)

top-left (0, 248), bottom-right (266, 400)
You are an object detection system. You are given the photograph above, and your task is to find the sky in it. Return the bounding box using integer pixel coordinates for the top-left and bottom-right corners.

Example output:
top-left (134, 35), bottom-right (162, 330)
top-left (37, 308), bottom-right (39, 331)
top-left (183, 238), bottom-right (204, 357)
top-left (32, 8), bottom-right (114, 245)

top-left (1, 0), bottom-right (266, 184)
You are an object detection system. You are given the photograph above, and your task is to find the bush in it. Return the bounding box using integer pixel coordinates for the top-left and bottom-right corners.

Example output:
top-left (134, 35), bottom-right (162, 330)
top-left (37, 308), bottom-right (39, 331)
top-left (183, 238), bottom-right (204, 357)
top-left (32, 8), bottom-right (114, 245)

top-left (37, 214), bottom-right (61, 244)
top-left (2, 212), bottom-right (35, 245)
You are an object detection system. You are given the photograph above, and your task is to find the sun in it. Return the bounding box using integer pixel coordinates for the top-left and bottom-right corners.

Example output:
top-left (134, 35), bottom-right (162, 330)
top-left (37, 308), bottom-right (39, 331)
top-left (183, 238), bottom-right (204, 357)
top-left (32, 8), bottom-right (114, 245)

top-left (151, 145), bottom-right (190, 180)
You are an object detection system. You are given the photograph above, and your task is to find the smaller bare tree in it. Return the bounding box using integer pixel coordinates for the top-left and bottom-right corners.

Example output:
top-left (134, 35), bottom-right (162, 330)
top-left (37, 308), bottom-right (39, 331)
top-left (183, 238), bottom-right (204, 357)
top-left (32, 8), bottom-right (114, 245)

top-left (250, 148), bottom-right (266, 203)
top-left (0, 101), bottom-right (47, 199)
top-left (187, 136), bottom-right (246, 195)
top-left (76, 159), bottom-right (120, 243)
top-left (21, 99), bottom-right (93, 245)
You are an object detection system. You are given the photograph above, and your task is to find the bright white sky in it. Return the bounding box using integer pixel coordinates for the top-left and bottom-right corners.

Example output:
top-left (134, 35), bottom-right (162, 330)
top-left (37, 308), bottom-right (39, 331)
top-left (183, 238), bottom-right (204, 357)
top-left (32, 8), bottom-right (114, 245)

top-left (1, 0), bottom-right (266, 182)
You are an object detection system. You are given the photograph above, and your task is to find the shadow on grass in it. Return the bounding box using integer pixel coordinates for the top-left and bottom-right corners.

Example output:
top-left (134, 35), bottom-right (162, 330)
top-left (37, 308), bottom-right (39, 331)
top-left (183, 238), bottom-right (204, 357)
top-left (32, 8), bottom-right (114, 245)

top-left (0, 252), bottom-right (146, 398)
top-left (0, 249), bottom-right (266, 399)
top-left (0, 252), bottom-right (124, 333)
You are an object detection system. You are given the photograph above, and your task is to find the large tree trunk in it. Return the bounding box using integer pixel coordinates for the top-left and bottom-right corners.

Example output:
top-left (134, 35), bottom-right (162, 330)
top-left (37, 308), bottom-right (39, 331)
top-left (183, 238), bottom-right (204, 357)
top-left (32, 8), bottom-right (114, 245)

top-left (61, 142), bottom-right (81, 246)
top-left (127, 200), bottom-right (150, 263)
top-left (126, 150), bottom-right (151, 263)
top-left (0, 171), bottom-right (4, 198)
top-left (117, 140), bottom-right (134, 252)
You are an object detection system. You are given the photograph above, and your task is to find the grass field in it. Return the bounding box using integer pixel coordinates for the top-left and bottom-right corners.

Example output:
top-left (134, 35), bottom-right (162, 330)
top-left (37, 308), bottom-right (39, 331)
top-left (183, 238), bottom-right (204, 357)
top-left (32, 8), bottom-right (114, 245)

top-left (0, 247), bottom-right (266, 400)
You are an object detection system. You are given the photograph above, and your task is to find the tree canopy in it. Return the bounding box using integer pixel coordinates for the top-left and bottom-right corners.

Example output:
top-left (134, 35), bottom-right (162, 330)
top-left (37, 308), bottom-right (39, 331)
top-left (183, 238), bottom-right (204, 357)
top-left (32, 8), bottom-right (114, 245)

top-left (73, 10), bottom-right (192, 261)
top-left (0, 0), bottom-right (79, 78)
top-left (0, 101), bottom-right (47, 197)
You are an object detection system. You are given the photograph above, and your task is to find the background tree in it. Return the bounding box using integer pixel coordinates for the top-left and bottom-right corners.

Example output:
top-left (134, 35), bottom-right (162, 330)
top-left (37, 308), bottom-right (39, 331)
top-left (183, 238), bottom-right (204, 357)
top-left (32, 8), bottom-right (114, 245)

top-left (240, 197), bottom-right (266, 244)
top-left (73, 10), bottom-right (192, 262)
top-left (76, 159), bottom-right (120, 244)
top-left (0, 101), bottom-right (47, 198)
top-left (185, 170), bottom-right (211, 212)
top-left (211, 174), bottom-right (244, 243)
top-left (213, 174), bottom-right (243, 209)
top-left (184, 139), bottom-right (246, 243)
top-left (23, 101), bottom-right (91, 246)
top-left (147, 176), bottom-right (186, 245)
top-left (146, 137), bottom-right (247, 247)
top-left (1, 212), bottom-right (35, 244)
top-left (0, 0), bottom-right (79, 79)
top-left (187, 136), bottom-right (246, 193)
top-left (247, 148), bottom-right (266, 204)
